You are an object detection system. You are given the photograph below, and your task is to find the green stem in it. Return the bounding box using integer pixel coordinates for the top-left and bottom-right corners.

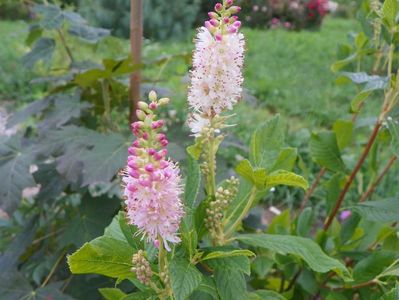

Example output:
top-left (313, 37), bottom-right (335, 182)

top-left (224, 186), bottom-right (257, 238)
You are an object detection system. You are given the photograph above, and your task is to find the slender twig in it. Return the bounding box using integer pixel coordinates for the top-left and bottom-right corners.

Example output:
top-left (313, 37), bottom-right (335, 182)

top-left (324, 121), bottom-right (382, 231)
top-left (325, 279), bottom-right (378, 291)
top-left (279, 273), bottom-right (286, 293)
top-left (359, 155), bottom-right (397, 203)
top-left (298, 168), bottom-right (326, 215)
top-left (61, 275), bottom-right (73, 292)
top-left (41, 249), bottom-right (67, 287)
top-left (285, 269), bottom-right (302, 292)
top-left (57, 29), bottom-right (74, 64)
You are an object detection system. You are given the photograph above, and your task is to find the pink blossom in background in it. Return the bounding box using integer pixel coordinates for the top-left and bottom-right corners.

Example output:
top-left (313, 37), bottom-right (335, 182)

top-left (339, 210), bottom-right (352, 221)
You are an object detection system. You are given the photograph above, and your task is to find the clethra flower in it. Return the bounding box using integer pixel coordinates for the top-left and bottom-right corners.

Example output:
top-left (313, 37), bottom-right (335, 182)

top-left (122, 91), bottom-right (184, 251)
top-left (188, 0), bottom-right (245, 118)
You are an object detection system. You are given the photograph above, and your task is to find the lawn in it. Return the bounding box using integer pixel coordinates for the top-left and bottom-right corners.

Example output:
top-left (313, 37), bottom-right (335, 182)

top-left (0, 17), bottom-right (360, 133)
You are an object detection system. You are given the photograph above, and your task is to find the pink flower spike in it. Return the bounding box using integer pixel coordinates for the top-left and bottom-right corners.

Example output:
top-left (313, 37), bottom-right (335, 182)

top-left (145, 164), bottom-right (154, 173)
top-left (215, 33), bottom-right (223, 41)
top-left (215, 3), bottom-right (223, 11)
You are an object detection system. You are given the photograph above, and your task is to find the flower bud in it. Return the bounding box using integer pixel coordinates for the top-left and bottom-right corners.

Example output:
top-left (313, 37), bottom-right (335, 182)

top-left (149, 102), bottom-right (157, 110)
top-left (226, 0), bottom-right (233, 7)
top-left (138, 101), bottom-right (149, 111)
top-left (136, 109), bottom-right (147, 121)
top-left (233, 21), bottom-right (241, 28)
top-left (148, 90), bottom-right (157, 102)
top-left (228, 6), bottom-right (241, 14)
top-left (208, 12), bottom-right (219, 19)
top-left (214, 2), bottom-right (223, 11)
top-left (205, 21), bottom-right (215, 33)
top-left (228, 26), bottom-right (237, 34)
top-left (223, 17), bottom-right (230, 24)
top-left (210, 19), bottom-right (219, 27)
top-left (158, 97), bottom-right (170, 105)
top-left (215, 33), bottom-right (223, 41)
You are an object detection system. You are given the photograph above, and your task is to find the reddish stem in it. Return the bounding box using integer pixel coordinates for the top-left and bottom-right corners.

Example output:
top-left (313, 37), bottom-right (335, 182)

top-left (298, 167), bottom-right (326, 214)
top-left (359, 155), bottom-right (397, 203)
top-left (323, 121), bottom-right (382, 231)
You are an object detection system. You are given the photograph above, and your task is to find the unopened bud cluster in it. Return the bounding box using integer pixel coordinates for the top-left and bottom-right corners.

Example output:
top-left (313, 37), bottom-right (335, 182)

top-left (205, 176), bottom-right (239, 232)
top-left (205, 0), bottom-right (241, 39)
top-left (131, 250), bottom-right (152, 285)
top-left (159, 270), bottom-right (170, 286)
top-left (370, 0), bottom-right (382, 47)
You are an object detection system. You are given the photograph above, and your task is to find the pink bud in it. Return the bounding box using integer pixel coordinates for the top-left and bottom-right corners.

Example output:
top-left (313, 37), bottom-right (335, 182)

top-left (215, 3), bottom-right (223, 11)
top-left (142, 132), bottom-right (149, 140)
top-left (154, 152), bottom-right (163, 161)
top-left (145, 164), bottom-right (154, 173)
top-left (160, 139), bottom-right (169, 147)
top-left (160, 161), bottom-right (169, 169)
top-left (210, 19), bottom-right (219, 27)
top-left (208, 12), bottom-right (219, 19)
top-left (223, 17), bottom-right (230, 24)
top-left (128, 147), bottom-right (137, 155)
top-left (232, 15), bottom-right (239, 21)
top-left (233, 21), bottom-right (241, 28)
top-left (229, 5), bottom-right (241, 13)
top-left (204, 20), bottom-right (213, 31)
top-left (154, 239), bottom-right (160, 248)
top-left (340, 210), bottom-right (352, 221)
top-left (149, 102), bottom-right (157, 110)
top-left (128, 160), bottom-right (139, 169)
top-left (228, 26), bottom-right (237, 33)
top-left (132, 140), bottom-right (140, 148)
top-left (148, 148), bottom-right (156, 155)
top-left (215, 33), bottom-right (223, 41)
top-left (139, 179), bottom-right (150, 187)
top-left (226, 0), bottom-right (233, 6)
top-left (129, 169), bottom-right (140, 179)
top-left (127, 184), bottom-right (137, 192)
top-left (158, 133), bottom-right (166, 141)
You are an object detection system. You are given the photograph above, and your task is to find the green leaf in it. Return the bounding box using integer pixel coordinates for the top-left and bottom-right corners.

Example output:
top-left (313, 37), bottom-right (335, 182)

top-left (68, 23), bottom-right (110, 43)
top-left (58, 195), bottom-right (120, 247)
top-left (331, 53), bottom-right (357, 73)
top-left (67, 235), bottom-right (135, 281)
top-left (201, 250), bottom-right (255, 261)
top-left (33, 4), bottom-right (85, 29)
top-left (382, 0), bottom-right (398, 27)
top-left (187, 141), bottom-right (203, 160)
top-left (388, 118), bottom-right (399, 157)
top-left (379, 285), bottom-right (399, 300)
top-left (269, 147), bottom-right (298, 172)
top-left (191, 276), bottom-right (218, 300)
top-left (0, 136), bottom-right (35, 214)
top-left (333, 120), bottom-right (353, 150)
top-left (6, 98), bottom-right (51, 129)
top-left (121, 291), bottom-right (155, 300)
top-left (235, 159), bottom-right (267, 188)
top-left (184, 153), bottom-right (201, 210)
top-left (265, 170), bottom-right (308, 190)
top-left (236, 234), bottom-right (351, 280)
top-left (309, 131), bottom-right (347, 173)
top-left (169, 258), bottom-right (202, 300)
top-left (349, 198), bottom-right (399, 223)
top-left (296, 207), bottom-right (313, 237)
top-left (247, 290), bottom-right (286, 300)
top-left (252, 256), bottom-right (274, 278)
top-left (250, 115), bottom-right (284, 171)
top-left (214, 268), bottom-right (247, 300)
top-left (353, 251), bottom-right (397, 282)
top-left (206, 256), bottom-right (251, 275)
top-left (22, 38), bottom-right (55, 68)
top-left (99, 288), bottom-right (127, 300)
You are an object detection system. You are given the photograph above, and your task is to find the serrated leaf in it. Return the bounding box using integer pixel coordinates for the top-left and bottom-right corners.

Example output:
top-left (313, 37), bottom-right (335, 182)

top-left (252, 256), bottom-right (274, 278)
top-left (206, 255), bottom-right (251, 275)
top-left (250, 115), bottom-right (284, 170)
top-left (33, 4), bottom-right (85, 30)
top-left (191, 276), bottom-right (218, 300)
top-left (214, 268), bottom-right (247, 300)
top-left (236, 234), bottom-right (351, 280)
top-left (309, 131), bottom-right (347, 173)
top-left (382, 0), bottom-right (398, 27)
top-left (379, 285), bottom-right (399, 300)
top-left (248, 290), bottom-right (285, 300)
top-left (296, 207), bottom-right (313, 237)
top-left (68, 23), bottom-right (110, 43)
top-left (169, 258), bottom-right (202, 300)
top-left (6, 98), bottom-right (51, 129)
top-left (269, 147), bottom-right (297, 172)
top-left (388, 118), bottom-right (399, 157)
top-left (68, 235), bottom-right (135, 281)
top-left (349, 198), bottom-right (399, 223)
top-left (333, 120), bottom-right (353, 150)
top-left (0, 135), bottom-right (35, 214)
top-left (265, 170), bottom-right (308, 190)
top-left (353, 251), bottom-right (397, 282)
top-left (99, 288), bottom-right (127, 300)
top-left (201, 250), bottom-right (255, 261)
top-left (235, 159), bottom-right (267, 188)
top-left (22, 38), bottom-right (55, 68)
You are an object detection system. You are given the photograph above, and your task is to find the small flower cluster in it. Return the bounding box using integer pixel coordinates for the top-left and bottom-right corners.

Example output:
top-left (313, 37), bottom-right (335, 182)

top-left (205, 176), bottom-right (239, 235)
top-left (122, 91), bottom-right (184, 251)
top-left (188, 0), bottom-right (245, 119)
top-left (131, 250), bottom-right (152, 285)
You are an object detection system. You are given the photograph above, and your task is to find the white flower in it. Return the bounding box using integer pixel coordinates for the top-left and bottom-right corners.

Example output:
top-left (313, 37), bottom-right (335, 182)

top-left (187, 113), bottom-right (211, 137)
top-left (188, 27), bottom-right (245, 114)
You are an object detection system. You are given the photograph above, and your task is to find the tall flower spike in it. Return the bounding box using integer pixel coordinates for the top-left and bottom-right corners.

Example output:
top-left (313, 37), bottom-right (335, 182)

top-left (188, 0), bottom-right (245, 120)
top-left (122, 91), bottom-right (184, 251)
